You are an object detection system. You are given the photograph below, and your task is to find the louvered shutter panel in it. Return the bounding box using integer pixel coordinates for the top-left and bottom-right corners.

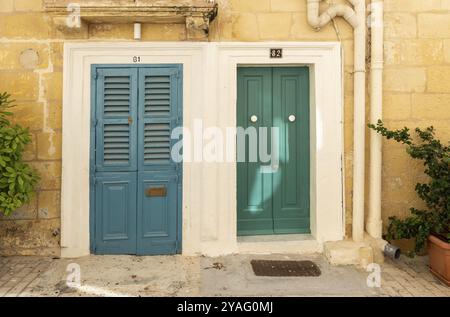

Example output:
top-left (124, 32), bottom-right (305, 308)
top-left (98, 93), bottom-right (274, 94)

top-left (138, 67), bottom-right (181, 170)
top-left (95, 68), bottom-right (138, 172)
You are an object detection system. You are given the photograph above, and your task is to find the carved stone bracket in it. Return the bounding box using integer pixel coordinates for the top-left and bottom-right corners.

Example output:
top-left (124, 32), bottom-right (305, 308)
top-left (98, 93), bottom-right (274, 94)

top-left (44, 0), bottom-right (218, 40)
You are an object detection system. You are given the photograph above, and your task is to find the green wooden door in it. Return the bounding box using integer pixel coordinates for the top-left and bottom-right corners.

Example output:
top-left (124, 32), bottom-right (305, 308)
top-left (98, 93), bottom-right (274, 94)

top-left (237, 67), bottom-right (310, 236)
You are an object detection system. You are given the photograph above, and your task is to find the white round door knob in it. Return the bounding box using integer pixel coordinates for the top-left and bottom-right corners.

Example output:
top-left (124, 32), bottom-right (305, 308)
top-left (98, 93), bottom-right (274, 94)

top-left (250, 115), bottom-right (258, 123)
top-left (288, 115), bottom-right (296, 122)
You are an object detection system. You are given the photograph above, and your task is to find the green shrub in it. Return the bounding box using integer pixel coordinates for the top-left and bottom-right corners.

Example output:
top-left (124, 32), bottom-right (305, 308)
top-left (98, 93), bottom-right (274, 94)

top-left (0, 92), bottom-right (39, 216)
top-left (369, 120), bottom-right (450, 253)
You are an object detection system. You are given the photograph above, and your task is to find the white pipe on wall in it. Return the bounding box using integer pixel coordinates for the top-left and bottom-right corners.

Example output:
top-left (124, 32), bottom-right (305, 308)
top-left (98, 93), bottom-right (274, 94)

top-left (306, 0), bottom-right (358, 29)
top-left (306, 0), bottom-right (366, 242)
top-left (367, 0), bottom-right (384, 239)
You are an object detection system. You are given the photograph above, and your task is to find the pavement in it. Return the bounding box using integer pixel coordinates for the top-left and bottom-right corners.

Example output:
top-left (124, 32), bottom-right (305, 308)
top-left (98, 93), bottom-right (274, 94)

top-left (0, 253), bottom-right (449, 297)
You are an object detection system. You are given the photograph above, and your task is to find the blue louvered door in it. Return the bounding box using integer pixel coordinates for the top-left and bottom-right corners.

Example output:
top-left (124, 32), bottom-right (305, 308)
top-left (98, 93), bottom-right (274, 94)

top-left (91, 65), bottom-right (182, 255)
top-left (137, 67), bottom-right (182, 255)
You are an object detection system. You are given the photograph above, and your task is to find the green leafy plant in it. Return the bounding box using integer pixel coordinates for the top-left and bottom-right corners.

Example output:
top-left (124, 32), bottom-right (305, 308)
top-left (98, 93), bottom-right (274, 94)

top-left (0, 92), bottom-right (39, 216)
top-left (369, 120), bottom-right (450, 253)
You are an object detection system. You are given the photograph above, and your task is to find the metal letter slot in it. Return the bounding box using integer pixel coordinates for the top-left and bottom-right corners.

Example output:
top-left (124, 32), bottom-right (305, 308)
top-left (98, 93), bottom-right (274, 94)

top-left (146, 187), bottom-right (167, 197)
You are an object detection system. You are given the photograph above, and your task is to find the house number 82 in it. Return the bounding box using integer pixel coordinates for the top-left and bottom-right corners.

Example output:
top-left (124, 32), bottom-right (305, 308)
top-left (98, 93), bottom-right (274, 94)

top-left (270, 49), bottom-right (283, 58)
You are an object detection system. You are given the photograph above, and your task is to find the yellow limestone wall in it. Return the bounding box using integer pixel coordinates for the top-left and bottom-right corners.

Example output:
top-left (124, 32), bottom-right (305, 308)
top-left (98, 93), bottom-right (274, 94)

top-left (0, 0), bottom-right (449, 255)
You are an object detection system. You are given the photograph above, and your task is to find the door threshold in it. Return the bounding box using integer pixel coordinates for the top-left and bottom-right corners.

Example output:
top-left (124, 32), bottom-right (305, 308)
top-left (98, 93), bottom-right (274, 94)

top-left (237, 234), bottom-right (322, 255)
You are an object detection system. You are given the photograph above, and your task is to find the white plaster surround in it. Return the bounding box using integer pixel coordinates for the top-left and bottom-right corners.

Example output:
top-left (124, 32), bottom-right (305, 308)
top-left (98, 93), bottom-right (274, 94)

top-left (61, 42), bottom-right (344, 258)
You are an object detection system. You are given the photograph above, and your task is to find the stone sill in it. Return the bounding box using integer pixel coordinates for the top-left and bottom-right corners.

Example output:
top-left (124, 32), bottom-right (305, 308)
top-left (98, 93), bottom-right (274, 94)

top-left (44, 0), bottom-right (218, 40)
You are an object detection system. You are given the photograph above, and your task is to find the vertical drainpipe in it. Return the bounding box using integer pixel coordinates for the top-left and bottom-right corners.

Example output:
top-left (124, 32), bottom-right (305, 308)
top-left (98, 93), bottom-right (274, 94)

top-left (306, 0), bottom-right (367, 242)
top-left (367, 0), bottom-right (384, 239)
top-left (350, 0), bottom-right (366, 242)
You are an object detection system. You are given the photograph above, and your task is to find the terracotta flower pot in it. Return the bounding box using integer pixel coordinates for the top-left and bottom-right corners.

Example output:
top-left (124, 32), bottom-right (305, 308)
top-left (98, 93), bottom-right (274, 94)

top-left (427, 234), bottom-right (450, 286)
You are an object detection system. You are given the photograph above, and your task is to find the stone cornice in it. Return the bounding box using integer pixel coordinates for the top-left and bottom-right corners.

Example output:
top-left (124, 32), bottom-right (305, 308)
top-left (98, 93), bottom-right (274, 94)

top-left (44, 0), bottom-right (218, 40)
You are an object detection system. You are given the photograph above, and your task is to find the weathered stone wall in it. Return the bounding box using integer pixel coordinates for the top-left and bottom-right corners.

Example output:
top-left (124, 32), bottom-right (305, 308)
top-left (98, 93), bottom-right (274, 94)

top-left (381, 1), bottom-right (450, 231)
top-left (0, 0), bottom-right (449, 255)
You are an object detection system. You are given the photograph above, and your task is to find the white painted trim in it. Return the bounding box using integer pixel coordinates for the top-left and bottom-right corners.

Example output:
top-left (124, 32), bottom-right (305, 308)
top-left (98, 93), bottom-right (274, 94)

top-left (61, 42), bottom-right (344, 258)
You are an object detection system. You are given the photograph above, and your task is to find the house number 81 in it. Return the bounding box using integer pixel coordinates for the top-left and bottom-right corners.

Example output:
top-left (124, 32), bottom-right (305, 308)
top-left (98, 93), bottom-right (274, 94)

top-left (133, 56), bottom-right (141, 63)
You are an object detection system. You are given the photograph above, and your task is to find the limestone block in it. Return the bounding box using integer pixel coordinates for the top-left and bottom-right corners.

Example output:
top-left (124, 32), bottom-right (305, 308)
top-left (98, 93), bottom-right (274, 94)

top-left (38, 191), bottom-right (60, 219)
top-left (231, 13), bottom-right (259, 41)
top-left (10, 102), bottom-right (45, 131)
top-left (50, 42), bottom-right (64, 72)
top-left (37, 131), bottom-right (62, 160)
top-left (384, 13), bottom-right (417, 39)
top-left (0, 0), bottom-right (14, 12)
top-left (342, 40), bottom-right (354, 66)
top-left (30, 161), bottom-right (61, 190)
top-left (0, 219), bottom-right (61, 256)
top-left (384, 0), bottom-right (442, 12)
top-left (444, 40), bottom-right (450, 64)
top-left (0, 198), bottom-right (37, 220)
top-left (382, 94), bottom-right (411, 120)
top-left (89, 23), bottom-right (132, 39)
top-left (0, 43), bottom-right (48, 70)
top-left (427, 66), bottom-right (450, 93)
top-left (412, 94), bottom-right (450, 119)
top-left (443, 0), bottom-right (450, 10)
top-left (230, 0), bottom-right (270, 12)
top-left (270, 0), bottom-right (306, 12)
top-left (42, 72), bottom-right (63, 101)
top-left (141, 24), bottom-right (186, 41)
top-left (257, 13), bottom-right (292, 40)
top-left (382, 145), bottom-right (422, 176)
top-left (384, 40), bottom-right (443, 66)
top-left (46, 102), bottom-right (62, 130)
top-left (359, 247), bottom-right (374, 269)
top-left (14, 0), bottom-right (43, 11)
top-left (418, 14), bottom-right (450, 39)
top-left (0, 72), bottom-right (39, 101)
top-left (383, 68), bottom-right (426, 93)
top-left (0, 13), bottom-right (51, 38)
top-left (324, 240), bottom-right (368, 266)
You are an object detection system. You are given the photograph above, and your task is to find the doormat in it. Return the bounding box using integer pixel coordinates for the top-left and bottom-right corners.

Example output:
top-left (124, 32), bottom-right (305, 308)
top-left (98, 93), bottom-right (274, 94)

top-left (250, 260), bottom-right (321, 277)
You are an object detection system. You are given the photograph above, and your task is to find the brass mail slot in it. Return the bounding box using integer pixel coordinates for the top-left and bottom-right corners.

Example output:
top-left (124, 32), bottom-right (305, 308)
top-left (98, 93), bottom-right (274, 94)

top-left (146, 187), bottom-right (167, 197)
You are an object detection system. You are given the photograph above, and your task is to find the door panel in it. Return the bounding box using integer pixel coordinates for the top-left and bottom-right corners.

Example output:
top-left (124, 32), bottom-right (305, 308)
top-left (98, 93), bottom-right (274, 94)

top-left (272, 68), bottom-right (310, 234)
top-left (137, 172), bottom-right (179, 255)
top-left (94, 173), bottom-right (137, 254)
top-left (237, 68), bottom-right (273, 235)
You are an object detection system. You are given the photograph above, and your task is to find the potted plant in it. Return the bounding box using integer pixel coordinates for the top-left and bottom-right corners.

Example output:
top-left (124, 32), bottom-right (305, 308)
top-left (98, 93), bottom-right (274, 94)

top-left (0, 92), bottom-right (39, 217)
top-left (369, 120), bottom-right (450, 286)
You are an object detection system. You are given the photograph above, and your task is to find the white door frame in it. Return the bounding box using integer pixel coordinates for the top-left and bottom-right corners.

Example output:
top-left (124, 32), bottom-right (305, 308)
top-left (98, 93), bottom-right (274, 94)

top-left (61, 42), bottom-right (344, 258)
